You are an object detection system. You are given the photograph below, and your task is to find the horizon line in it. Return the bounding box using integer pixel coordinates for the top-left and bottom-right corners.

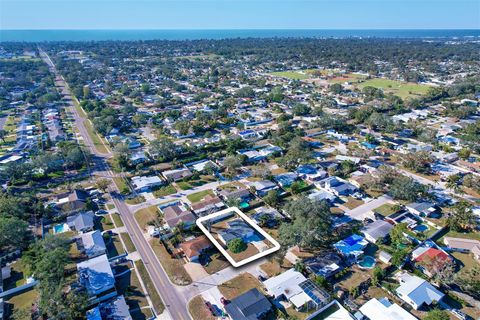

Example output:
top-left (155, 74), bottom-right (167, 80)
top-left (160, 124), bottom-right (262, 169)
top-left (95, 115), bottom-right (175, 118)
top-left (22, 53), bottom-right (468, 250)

top-left (2, 28), bottom-right (479, 31)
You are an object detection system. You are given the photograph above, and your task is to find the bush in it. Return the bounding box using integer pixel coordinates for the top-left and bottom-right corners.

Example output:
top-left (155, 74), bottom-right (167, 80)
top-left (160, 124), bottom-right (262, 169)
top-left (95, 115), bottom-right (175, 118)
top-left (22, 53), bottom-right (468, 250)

top-left (227, 238), bottom-right (247, 253)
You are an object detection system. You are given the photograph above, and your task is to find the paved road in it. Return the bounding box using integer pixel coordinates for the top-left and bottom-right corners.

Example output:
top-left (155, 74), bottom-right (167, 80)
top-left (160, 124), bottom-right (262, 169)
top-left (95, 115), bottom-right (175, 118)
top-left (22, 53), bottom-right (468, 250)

top-left (398, 168), bottom-right (478, 203)
top-left (39, 48), bottom-right (190, 320)
top-left (129, 179), bottom-right (230, 211)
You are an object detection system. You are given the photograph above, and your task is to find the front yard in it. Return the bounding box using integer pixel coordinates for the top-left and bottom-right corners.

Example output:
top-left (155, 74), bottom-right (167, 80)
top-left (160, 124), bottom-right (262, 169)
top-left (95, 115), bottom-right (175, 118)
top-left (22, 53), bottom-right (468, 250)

top-left (218, 273), bottom-right (265, 300)
top-left (188, 295), bottom-right (216, 320)
top-left (186, 189), bottom-right (214, 203)
top-left (149, 239), bottom-right (192, 285)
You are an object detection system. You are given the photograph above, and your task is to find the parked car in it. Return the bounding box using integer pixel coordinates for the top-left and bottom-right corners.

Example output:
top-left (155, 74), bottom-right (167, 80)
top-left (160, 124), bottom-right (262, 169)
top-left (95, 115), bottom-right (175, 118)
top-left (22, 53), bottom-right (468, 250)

top-left (220, 297), bottom-right (229, 306)
top-left (205, 301), bottom-right (216, 316)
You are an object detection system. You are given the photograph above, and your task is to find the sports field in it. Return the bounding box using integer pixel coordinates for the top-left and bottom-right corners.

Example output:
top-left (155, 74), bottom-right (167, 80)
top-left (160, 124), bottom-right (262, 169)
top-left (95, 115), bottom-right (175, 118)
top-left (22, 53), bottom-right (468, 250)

top-left (329, 74), bottom-right (430, 99)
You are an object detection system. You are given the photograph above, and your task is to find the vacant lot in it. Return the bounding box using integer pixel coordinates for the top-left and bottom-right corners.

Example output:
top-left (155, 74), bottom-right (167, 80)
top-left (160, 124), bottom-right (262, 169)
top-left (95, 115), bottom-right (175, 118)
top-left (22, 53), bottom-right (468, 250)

top-left (134, 205), bottom-right (159, 230)
top-left (149, 239), bottom-right (192, 285)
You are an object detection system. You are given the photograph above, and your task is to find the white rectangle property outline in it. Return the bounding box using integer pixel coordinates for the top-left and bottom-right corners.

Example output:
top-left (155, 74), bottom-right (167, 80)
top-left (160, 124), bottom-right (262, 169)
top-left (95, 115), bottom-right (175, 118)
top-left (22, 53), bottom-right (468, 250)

top-left (196, 207), bottom-right (281, 267)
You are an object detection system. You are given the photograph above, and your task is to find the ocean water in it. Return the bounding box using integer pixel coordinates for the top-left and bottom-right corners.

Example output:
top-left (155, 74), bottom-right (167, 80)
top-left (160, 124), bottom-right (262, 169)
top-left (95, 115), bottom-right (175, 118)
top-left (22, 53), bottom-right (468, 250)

top-left (1, 29), bottom-right (479, 42)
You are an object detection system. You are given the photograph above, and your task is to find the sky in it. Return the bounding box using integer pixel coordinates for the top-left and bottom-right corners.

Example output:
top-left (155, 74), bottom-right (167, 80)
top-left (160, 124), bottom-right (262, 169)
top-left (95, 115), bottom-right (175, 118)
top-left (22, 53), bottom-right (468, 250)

top-left (1, 0), bottom-right (479, 30)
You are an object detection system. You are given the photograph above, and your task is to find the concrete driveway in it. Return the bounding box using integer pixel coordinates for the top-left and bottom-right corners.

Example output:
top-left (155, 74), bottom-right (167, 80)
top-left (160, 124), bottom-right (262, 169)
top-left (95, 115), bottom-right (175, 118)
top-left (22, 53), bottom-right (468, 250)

top-left (346, 195), bottom-right (393, 221)
top-left (184, 262), bottom-right (209, 282)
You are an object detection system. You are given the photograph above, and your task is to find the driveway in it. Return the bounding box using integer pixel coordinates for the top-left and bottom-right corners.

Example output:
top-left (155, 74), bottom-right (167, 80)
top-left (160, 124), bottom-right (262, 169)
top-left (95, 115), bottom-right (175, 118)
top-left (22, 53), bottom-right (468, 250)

top-left (345, 195), bottom-right (393, 221)
top-left (184, 262), bottom-right (209, 282)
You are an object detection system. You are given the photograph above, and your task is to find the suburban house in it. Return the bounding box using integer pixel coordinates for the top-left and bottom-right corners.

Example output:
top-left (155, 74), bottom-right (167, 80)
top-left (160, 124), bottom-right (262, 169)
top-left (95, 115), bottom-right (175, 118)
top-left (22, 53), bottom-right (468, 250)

top-left (317, 176), bottom-right (357, 197)
top-left (185, 159), bottom-right (218, 173)
top-left (87, 295), bottom-right (132, 320)
top-left (67, 211), bottom-right (95, 233)
top-left (249, 180), bottom-right (279, 197)
top-left (307, 189), bottom-right (337, 203)
top-left (218, 219), bottom-right (255, 245)
top-left (264, 268), bottom-right (330, 311)
top-left (161, 203), bottom-right (196, 230)
top-left (296, 164), bottom-right (327, 182)
top-left (77, 230), bottom-right (107, 258)
top-left (306, 300), bottom-right (355, 320)
top-left (189, 194), bottom-right (225, 217)
top-left (334, 234), bottom-right (368, 261)
top-left (77, 254), bottom-right (116, 301)
top-left (161, 167), bottom-right (193, 182)
top-left (179, 236), bottom-right (212, 262)
top-left (361, 220), bottom-right (393, 243)
top-left (131, 175), bottom-right (164, 192)
top-left (405, 202), bottom-right (440, 218)
top-left (129, 151), bottom-right (147, 165)
top-left (396, 272), bottom-right (444, 310)
top-left (273, 172), bottom-right (298, 188)
top-left (359, 297), bottom-right (417, 320)
top-left (216, 186), bottom-right (252, 203)
top-left (55, 189), bottom-right (89, 211)
top-left (412, 247), bottom-right (454, 278)
top-left (443, 237), bottom-right (480, 261)
top-left (224, 288), bottom-right (272, 320)
top-left (304, 253), bottom-right (343, 278)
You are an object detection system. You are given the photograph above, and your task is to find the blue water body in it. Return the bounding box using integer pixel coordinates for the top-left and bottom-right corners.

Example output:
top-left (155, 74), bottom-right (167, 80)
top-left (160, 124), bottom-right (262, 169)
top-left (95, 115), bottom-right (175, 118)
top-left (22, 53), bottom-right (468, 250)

top-left (1, 29), bottom-right (479, 42)
top-left (358, 256), bottom-right (376, 269)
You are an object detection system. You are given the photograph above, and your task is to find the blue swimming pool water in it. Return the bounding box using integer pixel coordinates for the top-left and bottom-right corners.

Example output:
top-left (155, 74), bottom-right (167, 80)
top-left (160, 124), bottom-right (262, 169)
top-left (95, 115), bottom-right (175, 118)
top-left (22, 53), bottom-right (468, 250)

top-left (240, 201), bottom-right (249, 208)
top-left (54, 224), bottom-right (67, 234)
top-left (413, 224), bottom-right (429, 233)
top-left (358, 256), bottom-right (376, 269)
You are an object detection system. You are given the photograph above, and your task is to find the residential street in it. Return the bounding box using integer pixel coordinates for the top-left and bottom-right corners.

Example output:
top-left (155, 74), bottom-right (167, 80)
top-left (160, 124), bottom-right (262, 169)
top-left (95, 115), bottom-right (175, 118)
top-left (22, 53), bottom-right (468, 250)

top-left (39, 48), bottom-right (191, 320)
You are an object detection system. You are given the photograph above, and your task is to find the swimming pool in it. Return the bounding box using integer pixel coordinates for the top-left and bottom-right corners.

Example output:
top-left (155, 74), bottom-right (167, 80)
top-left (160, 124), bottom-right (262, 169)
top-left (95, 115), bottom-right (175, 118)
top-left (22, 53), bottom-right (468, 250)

top-left (239, 201), bottom-right (249, 209)
top-left (358, 256), bottom-right (376, 269)
top-left (413, 224), bottom-right (429, 233)
top-left (53, 223), bottom-right (69, 234)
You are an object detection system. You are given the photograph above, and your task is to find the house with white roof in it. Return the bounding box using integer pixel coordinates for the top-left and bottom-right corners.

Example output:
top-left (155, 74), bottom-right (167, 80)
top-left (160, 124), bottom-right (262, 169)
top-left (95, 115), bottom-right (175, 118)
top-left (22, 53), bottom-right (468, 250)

top-left (77, 230), bottom-right (107, 258)
top-left (131, 175), bottom-right (164, 192)
top-left (395, 272), bottom-right (444, 310)
top-left (263, 268), bottom-right (330, 311)
top-left (359, 297), bottom-right (417, 320)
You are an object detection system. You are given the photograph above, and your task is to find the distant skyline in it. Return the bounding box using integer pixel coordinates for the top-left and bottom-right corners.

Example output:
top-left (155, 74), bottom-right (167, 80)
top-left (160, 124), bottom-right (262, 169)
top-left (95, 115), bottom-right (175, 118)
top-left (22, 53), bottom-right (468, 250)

top-left (1, 0), bottom-right (479, 30)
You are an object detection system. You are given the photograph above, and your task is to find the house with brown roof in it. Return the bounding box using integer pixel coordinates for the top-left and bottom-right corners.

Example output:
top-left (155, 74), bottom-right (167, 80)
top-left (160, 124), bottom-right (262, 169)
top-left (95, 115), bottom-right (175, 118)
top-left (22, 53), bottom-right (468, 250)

top-left (189, 194), bottom-right (225, 217)
top-left (161, 203), bottom-right (196, 230)
top-left (55, 189), bottom-right (89, 212)
top-left (179, 236), bottom-right (212, 262)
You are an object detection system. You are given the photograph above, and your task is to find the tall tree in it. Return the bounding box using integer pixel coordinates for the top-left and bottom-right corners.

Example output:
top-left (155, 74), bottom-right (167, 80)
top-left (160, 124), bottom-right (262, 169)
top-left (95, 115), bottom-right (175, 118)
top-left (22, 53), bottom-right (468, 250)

top-left (279, 197), bottom-right (333, 250)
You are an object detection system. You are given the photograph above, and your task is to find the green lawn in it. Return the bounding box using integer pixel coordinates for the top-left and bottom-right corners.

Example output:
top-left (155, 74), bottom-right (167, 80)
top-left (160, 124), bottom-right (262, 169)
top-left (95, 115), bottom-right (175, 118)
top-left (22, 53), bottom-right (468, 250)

top-left (186, 189), bottom-right (214, 203)
top-left (444, 230), bottom-right (480, 242)
top-left (114, 177), bottom-right (131, 194)
top-left (101, 215), bottom-right (115, 231)
top-left (357, 78), bottom-right (430, 99)
top-left (120, 232), bottom-right (137, 253)
top-left (153, 184), bottom-right (177, 197)
top-left (7, 288), bottom-right (39, 317)
top-left (115, 269), bottom-right (149, 310)
top-left (135, 260), bottom-right (165, 315)
top-left (105, 234), bottom-right (126, 258)
top-left (111, 213), bottom-right (125, 227)
top-left (134, 206), bottom-right (159, 230)
top-left (374, 203), bottom-right (399, 217)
